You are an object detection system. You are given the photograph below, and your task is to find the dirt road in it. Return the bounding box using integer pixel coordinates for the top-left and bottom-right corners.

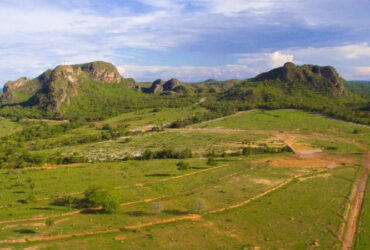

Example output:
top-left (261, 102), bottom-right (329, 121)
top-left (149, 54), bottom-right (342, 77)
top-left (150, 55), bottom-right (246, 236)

top-left (342, 147), bottom-right (369, 250)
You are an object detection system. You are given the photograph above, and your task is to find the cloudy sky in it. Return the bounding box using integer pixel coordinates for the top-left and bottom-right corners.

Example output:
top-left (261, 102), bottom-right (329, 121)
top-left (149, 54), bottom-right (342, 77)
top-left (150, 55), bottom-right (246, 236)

top-left (1, 0), bottom-right (370, 86)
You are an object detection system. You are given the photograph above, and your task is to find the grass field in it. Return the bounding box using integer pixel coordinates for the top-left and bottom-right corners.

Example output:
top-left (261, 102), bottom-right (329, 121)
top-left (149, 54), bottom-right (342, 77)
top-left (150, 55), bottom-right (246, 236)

top-left (356, 175), bottom-right (370, 249)
top-left (0, 118), bottom-right (22, 137)
top-left (0, 160), bottom-right (359, 249)
top-left (194, 110), bottom-right (370, 147)
top-left (0, 109), bottom-right (368, 249)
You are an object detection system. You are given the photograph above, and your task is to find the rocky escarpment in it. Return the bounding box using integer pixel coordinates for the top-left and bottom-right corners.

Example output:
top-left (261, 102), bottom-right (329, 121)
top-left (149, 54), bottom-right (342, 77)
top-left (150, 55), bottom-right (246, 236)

top-left (252, 62), bottom-right (345, 96)
top-left (147, 78), bottom-right (183, 94)
top-left (1, 77), bottom-right (30, 102)
top-left (32, 61), bottom-right (124, 110)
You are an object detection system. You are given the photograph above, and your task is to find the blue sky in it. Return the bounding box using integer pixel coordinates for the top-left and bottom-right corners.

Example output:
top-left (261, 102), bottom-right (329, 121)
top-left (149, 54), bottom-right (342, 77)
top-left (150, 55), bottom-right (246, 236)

top-left (1, 0), bottom-right (370, 86)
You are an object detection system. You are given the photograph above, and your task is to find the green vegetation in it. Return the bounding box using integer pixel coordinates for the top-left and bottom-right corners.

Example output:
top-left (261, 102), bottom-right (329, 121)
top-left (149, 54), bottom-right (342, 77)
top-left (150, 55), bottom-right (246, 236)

top-left (195, 109), bottom-right (370, 147)
top-left (345, 81), bottom-right (370, 100)
top-left (0, 59), bottom-right (369, 249)
top-left (356, 176), bottom-right (370, 249)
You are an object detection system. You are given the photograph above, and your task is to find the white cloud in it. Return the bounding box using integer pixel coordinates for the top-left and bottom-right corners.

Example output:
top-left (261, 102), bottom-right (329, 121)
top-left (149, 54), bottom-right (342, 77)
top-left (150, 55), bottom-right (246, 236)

top-left (269, 51), bottom-right (294, 68)
top-left (236, 43), bottom-right (370, 80)
top-left (118, 64), bottom-right (259, 82)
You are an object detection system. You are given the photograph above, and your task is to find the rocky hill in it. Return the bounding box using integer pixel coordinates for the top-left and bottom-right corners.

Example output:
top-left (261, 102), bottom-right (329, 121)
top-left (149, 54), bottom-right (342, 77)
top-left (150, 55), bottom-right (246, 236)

top-left (0, 61), bottom-right (368, 124)
top-left (146, 78), bottom-right (186, 95)
top-left (252, 62), bottom-right (345, 96)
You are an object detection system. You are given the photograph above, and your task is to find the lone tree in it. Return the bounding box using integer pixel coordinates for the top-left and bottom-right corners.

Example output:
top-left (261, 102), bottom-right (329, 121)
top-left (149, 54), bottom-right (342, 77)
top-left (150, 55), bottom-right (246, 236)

top-left (242, 147), bottom-right (252, 156)
top-left (177, 161), bottom-right (190, 172)
top-left (83, 185), bottom-right (119, 214)
top-left (207, 156), bottom-right (217, 166)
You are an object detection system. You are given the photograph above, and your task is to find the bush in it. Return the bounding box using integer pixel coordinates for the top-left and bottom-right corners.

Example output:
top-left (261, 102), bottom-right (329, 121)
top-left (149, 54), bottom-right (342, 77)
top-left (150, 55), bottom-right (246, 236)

top-left (177, 161), bottom-right (190, 171)
top-left (207, 156), bottom-right (217, 166)
top-left (82, 185), bottom-right (119, 213)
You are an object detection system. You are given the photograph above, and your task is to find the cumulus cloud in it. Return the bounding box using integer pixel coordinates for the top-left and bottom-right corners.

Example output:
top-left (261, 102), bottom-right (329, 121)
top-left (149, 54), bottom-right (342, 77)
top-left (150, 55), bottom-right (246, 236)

top-left (269, 51), bottom-right (294, 68)
top-left (118, 64), bottom-right (259, 82)
top-left (0, 0), bottom-right (369, 85)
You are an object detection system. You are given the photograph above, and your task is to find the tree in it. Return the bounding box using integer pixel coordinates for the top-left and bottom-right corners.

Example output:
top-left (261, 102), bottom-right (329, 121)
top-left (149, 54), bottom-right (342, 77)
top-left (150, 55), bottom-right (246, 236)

top-left (242, 147), bottom-right (252, 156)
top-left (83, 185), bottom-right (119, 213)
top-left (207, 156), bottom-right (217, 166)
top-left (177, 161), bottom-right (190, 171)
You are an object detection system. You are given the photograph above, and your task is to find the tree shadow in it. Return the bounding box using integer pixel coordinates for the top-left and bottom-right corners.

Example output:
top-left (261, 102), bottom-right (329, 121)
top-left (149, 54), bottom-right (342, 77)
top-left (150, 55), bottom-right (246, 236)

top-left (145, 173), bottom-right (172, 177)
top-left (163, 209), bottom-right (189, 215)
top-left (190, 166), bottom-right (208, 170)
top-left (13, 229), bottom-right (36, 234)
top-left (126, 210), bottom-right (150, 217)
top-left (31, 207), bottom-right (52, 210)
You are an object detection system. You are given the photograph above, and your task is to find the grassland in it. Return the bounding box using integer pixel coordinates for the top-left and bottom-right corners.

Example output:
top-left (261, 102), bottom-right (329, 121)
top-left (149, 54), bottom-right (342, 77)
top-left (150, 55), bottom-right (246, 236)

top-left (0, 159), bottom-right (359, 249)
top-left (356, 176), bottom-right (370, 250)
top-left (194, 109), bottom-right (370, 147)
top-left (0, 118), bottom-right (22, 137)
top-left (0, 109), bottom-right (368, 249)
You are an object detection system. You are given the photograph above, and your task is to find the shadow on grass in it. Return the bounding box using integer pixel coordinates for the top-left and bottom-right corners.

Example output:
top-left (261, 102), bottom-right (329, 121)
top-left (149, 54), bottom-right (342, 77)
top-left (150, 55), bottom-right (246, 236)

top-left (190, 166), bottom-right (209, 170)
top-left (163, 209), bottom-right (189, 215)
top-left (13, 229), bottom-right (36, 234)
top-left (31, 207), bottom-right (53, 210)
top-left (126, 210), bottom-right (151, 217)
top-left (145, 173), bottom-right (172, 177)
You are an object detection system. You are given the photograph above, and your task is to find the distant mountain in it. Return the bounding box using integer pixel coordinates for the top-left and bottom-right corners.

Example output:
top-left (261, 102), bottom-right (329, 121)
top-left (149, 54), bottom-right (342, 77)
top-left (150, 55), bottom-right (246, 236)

top-left (203, 62), bottom-right (368, 124)
top-left (0, 61), bottom-right (368, 124)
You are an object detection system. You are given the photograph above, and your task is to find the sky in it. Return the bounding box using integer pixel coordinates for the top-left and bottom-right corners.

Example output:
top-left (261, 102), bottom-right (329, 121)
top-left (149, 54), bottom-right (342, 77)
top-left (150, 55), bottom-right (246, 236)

top-left (1, 0), bottom-right (370, 86)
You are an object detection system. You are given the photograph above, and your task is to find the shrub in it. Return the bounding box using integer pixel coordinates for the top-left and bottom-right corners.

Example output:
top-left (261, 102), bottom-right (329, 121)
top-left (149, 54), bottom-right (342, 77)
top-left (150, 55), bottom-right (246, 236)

top-left (82, 185), bottom-right (119, 213)
top-left (207, 156), bottom-right (217, 166)
top-left (177, 161), bottom-right (190, 171)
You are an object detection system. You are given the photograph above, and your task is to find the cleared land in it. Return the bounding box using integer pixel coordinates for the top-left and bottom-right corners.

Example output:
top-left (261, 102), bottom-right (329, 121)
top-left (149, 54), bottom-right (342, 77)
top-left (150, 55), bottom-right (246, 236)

top-left (0, 109), bottom-right (368, 249)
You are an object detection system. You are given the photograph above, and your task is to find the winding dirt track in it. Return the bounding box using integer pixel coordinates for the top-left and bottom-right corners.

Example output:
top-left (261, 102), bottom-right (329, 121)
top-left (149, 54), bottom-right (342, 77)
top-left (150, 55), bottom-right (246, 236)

top-left (0, 171), bottom-right (317, 245)
top-left (342, 147), bottom-right (370, 250)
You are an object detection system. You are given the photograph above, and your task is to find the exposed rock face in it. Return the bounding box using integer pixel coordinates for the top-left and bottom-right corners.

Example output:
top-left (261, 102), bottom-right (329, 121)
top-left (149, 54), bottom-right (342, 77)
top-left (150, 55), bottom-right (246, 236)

top-left (32, 61), bottom-right (123, 111)
top-left (163, 78), bottom-right (180, 91)
top-left (4, 77), bottom-right (29, 90)
top-left (1, 77), bottom-right (31, 103)
top-left (80, 62), bottom-right (121, 83)
top-left (252, 62), bottom-right (345, 95)
top-left (147, 78), bottom-right (182, 94)
top-left (149, 79), bottom-right (165, 93)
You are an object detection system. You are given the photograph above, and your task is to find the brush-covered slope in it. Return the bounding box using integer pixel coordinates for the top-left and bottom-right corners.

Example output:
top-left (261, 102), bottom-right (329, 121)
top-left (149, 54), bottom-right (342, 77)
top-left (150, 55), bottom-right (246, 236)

top-left (344, 81), bottom-right (370, 100)
top-left (0, 61), bottom-right (195, 121)
top-left (205, 63), bottom-right (369, 123)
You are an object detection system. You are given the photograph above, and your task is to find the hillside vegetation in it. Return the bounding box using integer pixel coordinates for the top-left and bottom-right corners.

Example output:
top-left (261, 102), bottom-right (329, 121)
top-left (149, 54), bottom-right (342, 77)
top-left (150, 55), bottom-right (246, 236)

top-left (0, 61), bottom-right (369, 124)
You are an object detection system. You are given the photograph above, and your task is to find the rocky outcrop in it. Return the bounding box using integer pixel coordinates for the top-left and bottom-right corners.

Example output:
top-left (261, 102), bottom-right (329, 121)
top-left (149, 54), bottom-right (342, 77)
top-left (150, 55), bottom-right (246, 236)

top-left (163, 78), bottom-right (181, 91)
top-left (147, 78), bottom-right (182, 94)
top-left (149, 79), bottom-right (165, 93)
top-left (252, 62), bottom-right (345, 95)
top-left (1, 77), bottom-right (31, 103)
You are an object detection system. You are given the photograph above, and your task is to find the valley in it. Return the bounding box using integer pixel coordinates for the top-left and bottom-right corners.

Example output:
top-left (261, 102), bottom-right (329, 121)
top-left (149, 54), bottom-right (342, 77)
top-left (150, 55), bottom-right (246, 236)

top-left (0, 61), bottom-right (369, 249)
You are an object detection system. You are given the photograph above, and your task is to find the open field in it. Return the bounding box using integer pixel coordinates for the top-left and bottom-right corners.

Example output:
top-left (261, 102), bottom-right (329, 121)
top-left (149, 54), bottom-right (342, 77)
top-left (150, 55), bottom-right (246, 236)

top-left (0, 160), bottom-right (360, 249)
top-left (0, 118), bottom-right (22, 137)
top-left (194, 110), bottom-right (370, 147)
top-left (0, 109), bottom-right (369, 249)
